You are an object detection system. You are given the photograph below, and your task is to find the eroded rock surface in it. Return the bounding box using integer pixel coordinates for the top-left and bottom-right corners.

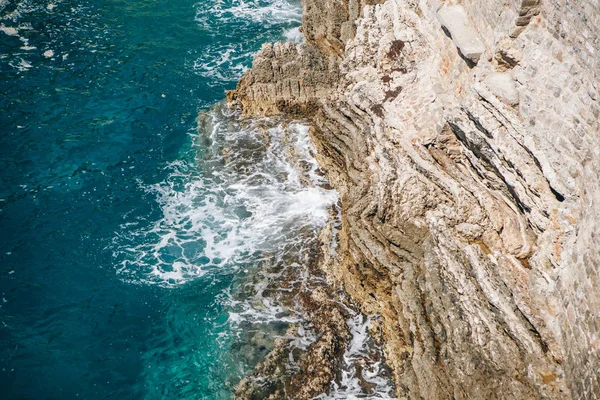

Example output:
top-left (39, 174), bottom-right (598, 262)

top-left (228, 0), bottom-right (600, 398)
top-left (226, 42), bottom-right (339, 116)
top-left (437, 5), bottom-right (485, 63)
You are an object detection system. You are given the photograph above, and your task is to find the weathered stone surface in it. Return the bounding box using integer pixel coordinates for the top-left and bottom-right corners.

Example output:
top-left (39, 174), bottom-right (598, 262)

top-left (302, 0), bottom-right (386, 57)
top-left (437, 5), bottom-right (486, 63)
top-left (484, 72), bottom-right (519, 105)
top-left (494, 38), bottom-right (522, 71)
top-left (229, 0), bottom-right (600, 398)
top-left (515, 0), bottom-right (541, 27)
top-left (226, 42), bottom-right (339, 116)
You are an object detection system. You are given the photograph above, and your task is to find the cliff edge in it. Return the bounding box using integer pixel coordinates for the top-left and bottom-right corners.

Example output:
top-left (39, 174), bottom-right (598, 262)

top-left (228, 0), bottom-right (600, 398)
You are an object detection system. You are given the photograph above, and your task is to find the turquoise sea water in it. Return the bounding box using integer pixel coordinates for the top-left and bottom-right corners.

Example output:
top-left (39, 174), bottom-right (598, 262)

top-left (0, 0), bottom-right (340, 398)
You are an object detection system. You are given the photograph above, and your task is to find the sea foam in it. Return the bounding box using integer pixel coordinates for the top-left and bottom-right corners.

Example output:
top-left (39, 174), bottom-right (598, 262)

top-left (316, 309), bottom-right (397, 399)
top-left (191, 0), bottom-right (302, 83)
top-left (114, 105), bottom-right (337, 288)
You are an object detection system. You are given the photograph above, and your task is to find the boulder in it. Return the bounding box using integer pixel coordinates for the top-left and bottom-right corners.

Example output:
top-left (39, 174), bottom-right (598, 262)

top-left (437, 5), bottom-right (486, 63)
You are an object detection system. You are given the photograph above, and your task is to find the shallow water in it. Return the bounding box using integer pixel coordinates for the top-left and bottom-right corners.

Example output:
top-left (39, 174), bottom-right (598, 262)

top-left (1, 0), bottom-right (320, 398)
top-left (0, 0), bottom-right (399, 398)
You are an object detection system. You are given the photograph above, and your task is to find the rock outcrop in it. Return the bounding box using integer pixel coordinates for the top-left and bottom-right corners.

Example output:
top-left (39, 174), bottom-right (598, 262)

top-left (226, 42), bottom-right (338, 116)
top-left (228, 0), bottom-right (600, 398)
top-left (437, 5), bottom-right (485, 63)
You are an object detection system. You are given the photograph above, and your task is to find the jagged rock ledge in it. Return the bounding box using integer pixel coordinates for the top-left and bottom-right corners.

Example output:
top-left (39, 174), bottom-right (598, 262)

top-left (227, 0), bottom-right (600, 398)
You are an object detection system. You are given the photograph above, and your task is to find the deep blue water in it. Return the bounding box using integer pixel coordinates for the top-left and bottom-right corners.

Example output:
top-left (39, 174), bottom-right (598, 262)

top-left (0, 0), bottom-right (310, 398)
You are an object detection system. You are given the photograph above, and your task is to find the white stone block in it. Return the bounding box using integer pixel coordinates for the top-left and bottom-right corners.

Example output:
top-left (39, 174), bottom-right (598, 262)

top-left (437, 5), bottom-right (486, 64)
top-left (485, 72), bottom-right (520, 105)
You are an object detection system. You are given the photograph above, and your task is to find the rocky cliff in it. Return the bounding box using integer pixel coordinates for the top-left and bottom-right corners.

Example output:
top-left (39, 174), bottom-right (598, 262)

top-left (228, 0), bottom-right (600, 398)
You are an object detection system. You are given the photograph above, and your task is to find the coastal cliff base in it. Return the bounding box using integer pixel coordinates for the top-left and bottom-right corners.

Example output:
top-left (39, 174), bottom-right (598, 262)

top-left (227, 0), bottom-right (600, 398)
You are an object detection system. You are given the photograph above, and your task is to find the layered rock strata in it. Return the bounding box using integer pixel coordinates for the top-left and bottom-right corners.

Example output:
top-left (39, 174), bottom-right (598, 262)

top-left (227, 0), bottom-right (600, 398)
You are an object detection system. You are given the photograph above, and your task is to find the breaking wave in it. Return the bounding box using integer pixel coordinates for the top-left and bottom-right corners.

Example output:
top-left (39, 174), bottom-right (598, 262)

top-left (113, 104), bottom-right (337, 288)
top-left (191, 0), bottom-right (302, 83)
top-left (319, 310), bottom-right (397, 399)
top-left (108, 1), bottom-right (396, 397)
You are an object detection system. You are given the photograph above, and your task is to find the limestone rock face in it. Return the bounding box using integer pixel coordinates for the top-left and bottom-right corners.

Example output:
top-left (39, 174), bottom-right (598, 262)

top-left (302, 0), bottom-right (386, 57)
top-left (437, 5), bottom-right (485, 63)
top-left (484, 72), bottom-right (519, 106)
top-left (229, 0), bottom-right (600, 398)
top-left (226, 42), bottom-right (339, 116)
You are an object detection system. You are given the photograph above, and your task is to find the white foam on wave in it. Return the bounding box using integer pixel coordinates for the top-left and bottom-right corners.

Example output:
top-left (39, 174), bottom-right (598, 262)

top-left (0, 25), bottom-right (17, 35)
top-left (2, 1), bottom-right (99, 74)
top-left (114, 106), bottom-right (338, 288)
top-left (191, 42), bottom-right (250, 83)
top-left (316, 309), bottom-right (397, 399)
top-left (13, 57), bottom-right (32, 71)
top-left (283, 26), bottom-right (304, 43)
top-left (191, 0), bottom-right (301, 82)
top-left (225, 286), bottom-right (303, 327)
top-left (195, 0), bottom-right (301, 29)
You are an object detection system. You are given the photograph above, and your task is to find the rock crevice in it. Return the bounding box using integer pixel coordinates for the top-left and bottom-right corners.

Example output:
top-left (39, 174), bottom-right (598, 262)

top-left (228, 0), bottom-right (600, 398)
